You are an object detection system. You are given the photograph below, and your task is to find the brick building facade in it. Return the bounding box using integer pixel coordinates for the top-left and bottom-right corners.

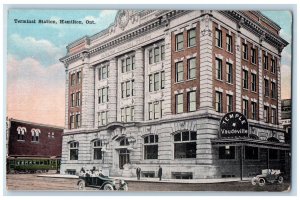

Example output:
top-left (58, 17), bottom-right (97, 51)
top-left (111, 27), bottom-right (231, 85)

top-left (59, 10), bottom-right (290, 179)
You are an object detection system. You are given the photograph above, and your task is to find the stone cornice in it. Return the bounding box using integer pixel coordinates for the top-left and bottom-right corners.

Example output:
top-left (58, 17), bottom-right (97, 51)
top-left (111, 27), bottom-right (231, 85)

top-left (219, 11), bottom-right (288, 52)
top-left (60, 10), bottom-right (190, 65)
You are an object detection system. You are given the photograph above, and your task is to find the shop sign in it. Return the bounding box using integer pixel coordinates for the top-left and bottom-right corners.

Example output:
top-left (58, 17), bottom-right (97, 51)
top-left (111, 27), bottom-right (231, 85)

top-left (220, 112), bottom-right (249, 138)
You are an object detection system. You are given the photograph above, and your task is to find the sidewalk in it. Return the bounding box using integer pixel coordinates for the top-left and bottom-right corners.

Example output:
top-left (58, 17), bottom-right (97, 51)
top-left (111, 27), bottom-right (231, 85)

top-left (37, 174), bottom-right (251, 184)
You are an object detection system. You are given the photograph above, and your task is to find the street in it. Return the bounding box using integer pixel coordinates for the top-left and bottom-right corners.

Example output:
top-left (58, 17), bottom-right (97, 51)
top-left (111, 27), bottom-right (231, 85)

top-left (6, 174), bottom-right (290, 192)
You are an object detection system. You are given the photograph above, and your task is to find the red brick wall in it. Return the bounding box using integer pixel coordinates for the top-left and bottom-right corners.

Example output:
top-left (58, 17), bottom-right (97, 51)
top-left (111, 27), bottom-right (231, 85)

top-left (8, 120), bottom-right (63, 157)
top-left (171, 22), bottom-right (200, 114)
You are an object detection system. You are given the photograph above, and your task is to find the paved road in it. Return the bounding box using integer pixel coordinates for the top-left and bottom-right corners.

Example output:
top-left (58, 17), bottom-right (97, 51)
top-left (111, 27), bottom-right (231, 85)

top-left (6, 174), bottom-right (290, 192)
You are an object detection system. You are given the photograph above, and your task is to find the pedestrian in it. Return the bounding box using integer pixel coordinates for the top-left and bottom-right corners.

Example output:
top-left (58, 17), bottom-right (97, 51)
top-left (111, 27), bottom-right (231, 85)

top-left (136, 166), bottom-right (141, 180)
top-left (158, 165), bottom-right (162, 181)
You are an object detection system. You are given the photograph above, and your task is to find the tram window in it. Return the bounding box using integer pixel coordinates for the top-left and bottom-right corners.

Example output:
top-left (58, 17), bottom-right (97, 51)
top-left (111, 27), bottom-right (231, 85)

top-left (32, 161), bottom-right (36, 165)
top-left (24, 161), bottom-right (28, 165)
top-left (28, 161), bottom-right (32, 165)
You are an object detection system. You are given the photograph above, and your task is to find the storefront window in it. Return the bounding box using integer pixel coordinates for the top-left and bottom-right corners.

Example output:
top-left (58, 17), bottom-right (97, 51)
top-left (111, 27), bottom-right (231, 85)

top-left (144, 135), bottom-right (158, 159)
top-left (174, 131), bottom-right (197, 159)
top-left (93, 140), bottom-right (102, 160)
top-left (70, 141), bottom-right (79, 160)
top-left (244, 146), bottom-right (258, 160)
top-left (219, 146), bottom-right (235, 159)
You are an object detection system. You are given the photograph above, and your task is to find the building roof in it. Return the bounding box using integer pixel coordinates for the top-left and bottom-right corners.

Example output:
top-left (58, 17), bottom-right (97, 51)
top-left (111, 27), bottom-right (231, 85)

top-left (8, 118), bottom-right (64, 130)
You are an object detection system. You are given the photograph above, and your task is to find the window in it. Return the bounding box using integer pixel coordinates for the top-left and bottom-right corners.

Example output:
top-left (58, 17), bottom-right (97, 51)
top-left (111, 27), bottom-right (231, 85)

top-left (154, 102), bottom-right (160, 119)
top-left (242, 99), bottom-right (248, 118)
top-left (31, 130), bottom-right (39, 142)
top-left (264, 106), bottom-right (269, 123)
top-left (98, 65), bottom-right (109, 80)
top-left (149, 74), bottom-right (153, 92)
top-left (149, 49), bottom-right (153, 64)
top-left (271, 108), bottom-right (276, 124)
top-left (70, 115), bottom-right (75, 129)
top-left (226, 34), bottom-right (232, 52)
top-left (242, 69), bottom-right (248, 89)
top-left (148, 102), bottom-right (153, 120)
top-left (215, 28), bottom-right (222, 48)
top-left (226, 62), bottom-right (233, 83)
top-left (188, 91), bottom-right (196, 112)
top-left (98, 111), bottom-right (107, 126)
top-left (149, 101), bottom-right (163, 120)
top-left (251, 102), bottom-right (257, 120)
top-left (271, 82), bottom-right (276, 98)
top-left (161, 71), bottom-right (165, 89)
top-left (121, 83), bottom-right (125, 98)
top-left (216, 58), bottom-right (222, 80)
top-left (144, 135), bottom-right (158, 159)
top-left (120, 138), bottom-right (129, 146)
top-left (176, 33), bottom-right (184, 51)
top-left (188, 28), bottom-right (196, 47)
top-left (251, 48), bottom-right (256, 64)
top-left (219, 146), bottom-right (235, 159)
top-left (175, 62), bottom-right (184, 82)
top-left (251, 73), bottom-right (257, 92)
top-left (121, 108), bottom-right (125, 122)
top-left (245, 146), bottom-right (258, 160)
top-left (131, 80), bottom-right (135, 96)
top-left (77, 71), bottom-right (81, 84)
top-left (227, 94), bottom-right (233, 112)
top-left (269, 149), bottom-right (279, 160)
top-left (264, 79), bottom-right (269, 97)
top-left (154, 73), bottom-right (159, 91)
top-left (271, 59), bottom-right (276, 73)
top-left (242, 43), bottom-right (248, 60)
top-left (126, 81), bottom-right (131, 97)
top-left (131, 107), bottom-right (135, 121)
top-left (175, 94), bottom-right (183, 114)
top-left (122, 56), bottom-right (135, 73)
top-left (76, 92), bottom-right (81, 106)
top-left (17, 127), bottom-right (25, 140)
top-left (174, 131), bottom-right (197, 159)
top-left (215, 91), bottom-right (222, 112)
top-left (126, 107), bottom-right (131, 122)
top-left (188, 58), bottom-right (196, 80)
top-left (71, 73), bottom-right (76, 86)
top-left (93, 140), bottom-right (102, 160)
top-left (264, 55), bottom-right (268, 70)
top-left (132, 56), bottom-right (135, 70)
top-left (71, 93), bottom-right (76, 107)
top-left (121, 106), bottom-right (134, 122)
top-left (126, 57), bottom-right (131, 72)
top-left (154, 47), bottom-right (160, 63)
top-left (161, 45), bottom-right (165, 61)
top-left (98, 87), bottom-right (108, 103)
top-left (69, 141), bottom-right (79, 160)
top-left (121, 59), bottom-right (126, 73)
top-left (76, 114), bottom-right (81, 128)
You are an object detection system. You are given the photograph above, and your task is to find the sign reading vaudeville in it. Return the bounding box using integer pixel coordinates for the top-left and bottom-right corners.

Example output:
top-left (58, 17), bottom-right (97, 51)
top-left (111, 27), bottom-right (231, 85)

top-left (220, 112), bottom-right (249, 138)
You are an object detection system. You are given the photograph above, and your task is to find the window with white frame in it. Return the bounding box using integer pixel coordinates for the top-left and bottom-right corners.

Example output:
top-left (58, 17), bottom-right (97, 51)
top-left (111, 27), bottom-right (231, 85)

top-left (271, 59), bottom-right (276, 73)
top-left (226, 62), bottom-right (233, 83)
top-left (242, 43), bottom-right (248, 60)
top-left (144, 135), bottom-right (158, 159)
top-left (154, 47), bottom-right (160, 63)
top-left (76, 114), bottom-right (81, 128)
top-left (188, 28), bottom-right (196, 47)
top-left (242, 69), bottom-right (248, 89)
top-left (161, 71), bottom-right (165, 89)
top-left (121, 55), bottom-right (135, 73)
top-left (17, 127), bottom-right (26, 141)
top-left (76, 91), bottom-right (81, 106)
top-left (161, 45), bottom-right (165, 61)
top-left (175, 62), bottom-right (184, 82)
top-left (174, 131), bottom-right (197, 159)
top-left (121, 106), bottom-right (134, 122)
top-left (71, 93), bottom-right (75, 107)
top-left (226, 34), bottom-right (233, 52)
top-left (154, 73), bottom-right (159, 91)
top-left (251, 102), bottom-right (257, 120)
top-left (121, 80), bottom-right (134, 98)
top-left (149, 74), bottom-right (153, 92)
top-left (98, 87), bottom-right (109, 103)
top-left (226, 94), bottom-right (233, 112)
top-left (176, 33), bottom-right (184, 51)
top-left (271, 108), bottom-right (277, 124)
top-left (264, 55), bottom-right (268, 70)
top-left (31, 130), bottom-right (40, 142)
top-left (148, 44), bottom-right (165, 64)
top-left (251, 48), bottom-right (256, 64)
top-left (264, 79), bottom-right (269, 97)
top-left (175, 94), bottom-right (183, 114)
top-left (271, 82), bottom-right (276, 98)
top-left (149, 101), bottom-right (163, 120)
top-left (154, 102), bottom-right (160, 119)
top-left (216, 58), bottom-right (222, 80)
top-left (98, 111), bottom-right (107, 126)
top-left (71, 73), bottom-right (76, 86)
top-left (251, 73), bottom-right (257, 92)
top-left (70, 114), bottom-right (75, 129)
top-left (188, 58), bottom-right (196, 80)
top-left (69, 141), bottom-right (79, 160)
top-left (264, 106), bottom-right (269, 123)
top-left (93, 140), bottom-right (103, 160)
top-left (215, 28), bottom-right (222, 48)
top-left (242, 99), bottom-right (248, 118)
top-left (215, 91), bottom-right (222, 112)
top-left (98, 64), bottom-right (109, 80)
top-left (77, 71), bottom-right (81, 84)
top-left (188, 91), bottom-right (196, 112)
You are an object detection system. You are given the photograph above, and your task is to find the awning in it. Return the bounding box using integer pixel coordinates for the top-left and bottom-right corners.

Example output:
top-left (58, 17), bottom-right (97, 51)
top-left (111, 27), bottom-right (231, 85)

top-left (211, 138), bottom-right (290, 150)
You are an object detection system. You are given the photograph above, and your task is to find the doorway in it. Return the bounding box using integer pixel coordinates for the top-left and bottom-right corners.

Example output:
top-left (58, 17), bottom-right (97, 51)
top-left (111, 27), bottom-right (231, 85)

top-left (119, 149), bottom-right (130, 169)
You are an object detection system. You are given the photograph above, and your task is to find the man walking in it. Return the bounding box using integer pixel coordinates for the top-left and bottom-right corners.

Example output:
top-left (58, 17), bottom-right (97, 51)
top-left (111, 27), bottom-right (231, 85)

top-left (136, 166), bottom-right (141, 180)
top-left (158, 165), bottom-right (162, 181)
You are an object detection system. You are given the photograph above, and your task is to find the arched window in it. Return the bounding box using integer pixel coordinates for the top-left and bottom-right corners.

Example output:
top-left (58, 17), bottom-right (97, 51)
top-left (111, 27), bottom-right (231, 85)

top-left (69, 141), bottom-right (79, 160)
top-left (144, 134), bottom-right (158, 159)
top-left (31, 129), bottom-right (40, 142)
top-left (17, 127), bottom-right (26, 141)
top-left (120, 137), bottom-right (129, 146)
top-left (93, 140), bottom-right (103, 160)
top-left (174, 131), bottom-right (197, 159)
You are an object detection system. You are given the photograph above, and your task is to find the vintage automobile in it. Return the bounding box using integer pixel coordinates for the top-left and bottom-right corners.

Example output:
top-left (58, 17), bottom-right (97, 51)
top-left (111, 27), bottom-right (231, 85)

top-left (251, 169), bottom-right (284, 186)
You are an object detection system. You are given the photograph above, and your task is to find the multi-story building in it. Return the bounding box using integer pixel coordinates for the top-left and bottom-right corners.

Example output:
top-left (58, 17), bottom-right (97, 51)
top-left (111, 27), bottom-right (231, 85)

top-left (59, 10), bottom-right (290, 179)
top-left (7, 118), bottom-right (63, 172)
top-left (280, 99), bottom-right (291, 144)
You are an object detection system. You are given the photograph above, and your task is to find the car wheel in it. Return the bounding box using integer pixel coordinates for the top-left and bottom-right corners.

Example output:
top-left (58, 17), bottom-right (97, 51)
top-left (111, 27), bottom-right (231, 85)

top-left (251, 177), bottom-right (257, 186)
top-left (258, 178), bottom-right (266, 187)
top-left (103, 184), bottom-right (114, 191)
top-left (78, 180), bottom-right (85, 190)
top-left (278, 176), bottom-right (284, 184)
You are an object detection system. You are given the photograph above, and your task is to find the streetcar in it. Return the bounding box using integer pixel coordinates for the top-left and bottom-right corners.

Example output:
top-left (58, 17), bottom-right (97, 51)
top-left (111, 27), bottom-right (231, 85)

top-left (7, 157), bottom-right (61, 174)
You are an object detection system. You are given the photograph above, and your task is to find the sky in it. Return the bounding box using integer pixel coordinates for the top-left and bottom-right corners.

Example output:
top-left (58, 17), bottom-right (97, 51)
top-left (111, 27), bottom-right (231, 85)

top-left (6, 10), bottom-right (292, 127)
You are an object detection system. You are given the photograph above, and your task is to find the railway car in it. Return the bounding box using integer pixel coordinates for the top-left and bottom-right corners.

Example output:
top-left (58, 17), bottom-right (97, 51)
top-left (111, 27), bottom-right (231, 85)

top-left (7, 157), bottom-right (61, 174)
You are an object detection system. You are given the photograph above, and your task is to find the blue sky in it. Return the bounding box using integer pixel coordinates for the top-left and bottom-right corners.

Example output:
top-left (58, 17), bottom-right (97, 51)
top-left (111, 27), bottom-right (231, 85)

top-left (6, 10), bottom-right (292, 126)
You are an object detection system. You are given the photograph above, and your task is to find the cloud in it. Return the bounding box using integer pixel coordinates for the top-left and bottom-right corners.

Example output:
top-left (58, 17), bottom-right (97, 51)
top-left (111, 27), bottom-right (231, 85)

top-left (8, 34), bottom-right (65, 66)
top-left (6, 55), bottom-right (65, 127)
